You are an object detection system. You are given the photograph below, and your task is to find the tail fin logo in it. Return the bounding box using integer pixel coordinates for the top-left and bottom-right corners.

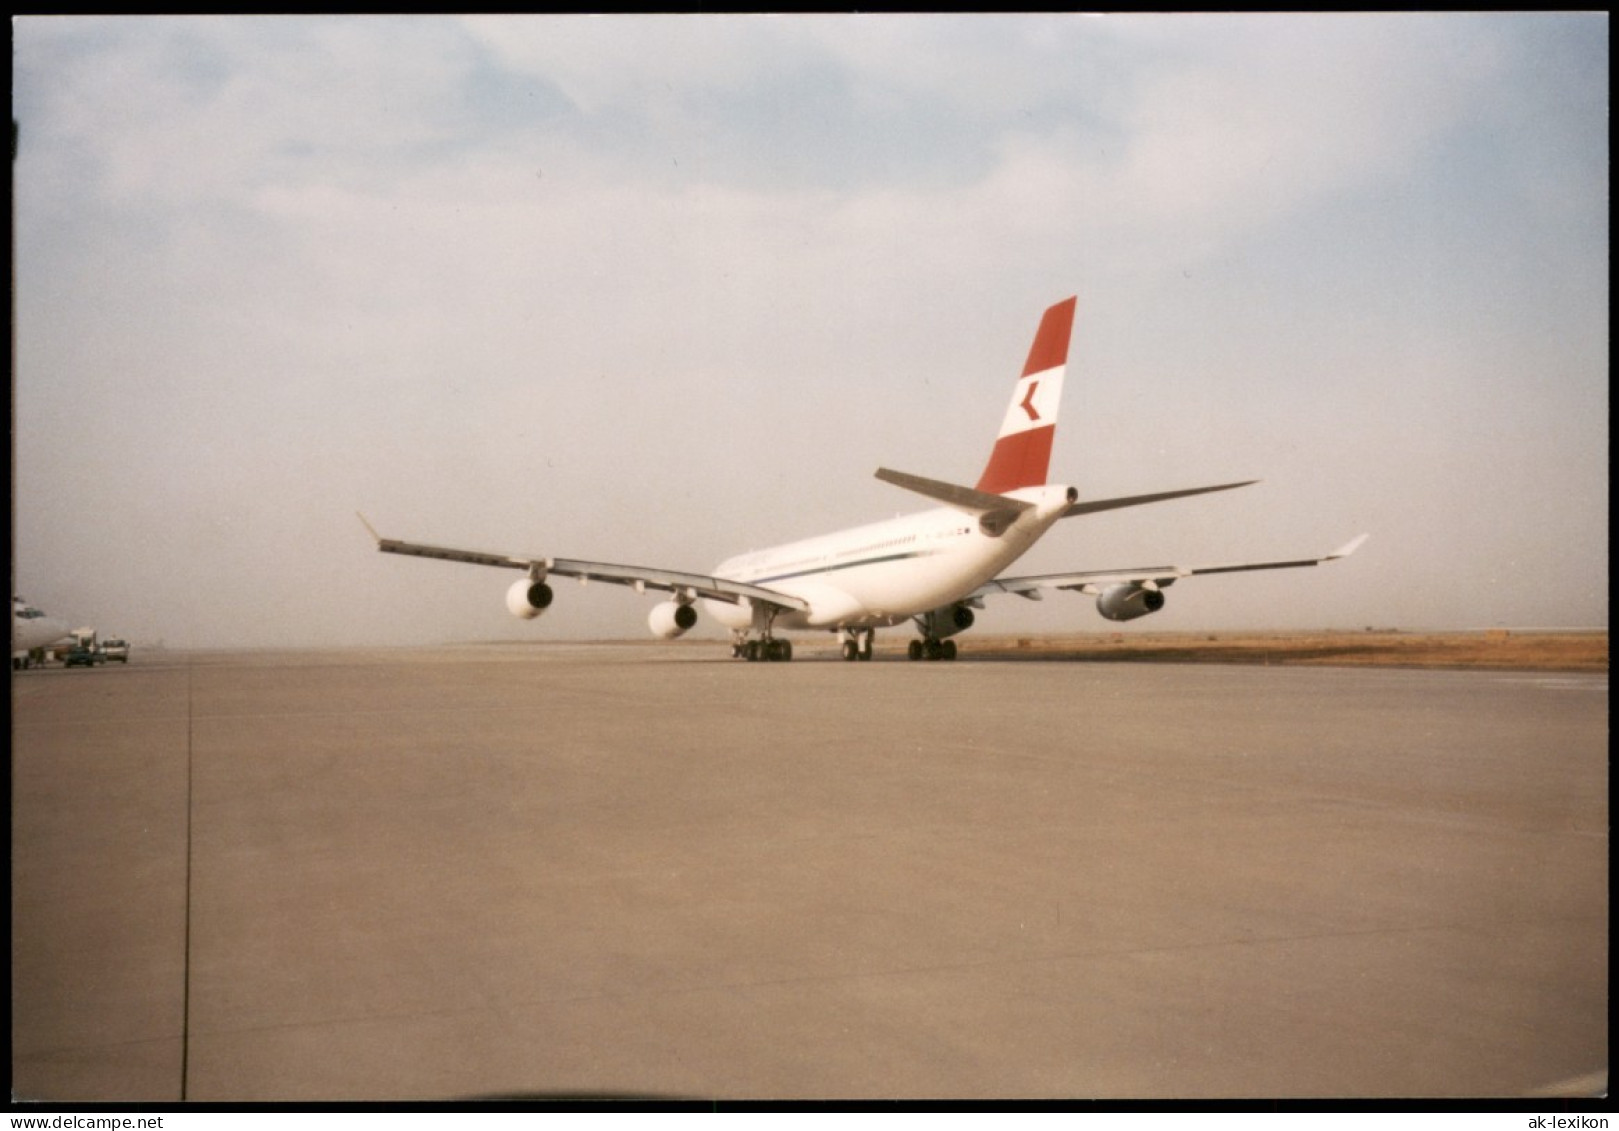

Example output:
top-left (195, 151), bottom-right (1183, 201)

top-left (1020, 381), bottom-right (1042, 422)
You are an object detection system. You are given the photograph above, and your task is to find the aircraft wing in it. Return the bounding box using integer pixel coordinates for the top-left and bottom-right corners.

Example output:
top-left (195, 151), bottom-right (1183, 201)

top-left (971, 534), bottom-right (1369, 601)
top-left (360, 518), bottom-right (809, 612)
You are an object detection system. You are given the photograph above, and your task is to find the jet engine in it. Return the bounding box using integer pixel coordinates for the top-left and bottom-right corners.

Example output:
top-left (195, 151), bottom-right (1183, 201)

top-left (1096, 582), bottom-right (1165, 622)
top-left (918, 602), bottom-right (975, 640)
top-left (506, 578), bottom-right (555, 620)
top-left (648, 601), bottom-right (698, 640)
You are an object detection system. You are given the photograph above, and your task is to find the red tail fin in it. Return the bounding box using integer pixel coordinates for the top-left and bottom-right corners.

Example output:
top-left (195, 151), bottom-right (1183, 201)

top-left (975, 297), bottom-right (1076, 494)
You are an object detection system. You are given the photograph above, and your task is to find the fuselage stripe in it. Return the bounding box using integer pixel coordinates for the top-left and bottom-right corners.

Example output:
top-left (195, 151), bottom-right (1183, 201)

top-left (741, 549), bottom-right (939, 587)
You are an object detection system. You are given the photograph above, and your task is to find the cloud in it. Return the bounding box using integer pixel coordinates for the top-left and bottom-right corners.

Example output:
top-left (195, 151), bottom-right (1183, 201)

top-left (18, 15), bottom-right (1519, 286)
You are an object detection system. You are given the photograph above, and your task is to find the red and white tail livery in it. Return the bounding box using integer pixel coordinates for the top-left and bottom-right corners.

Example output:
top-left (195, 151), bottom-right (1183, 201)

top-left (977, 295), bottom-right (1074, 494)
top-left (366, 295), bottom-right (1365, 661)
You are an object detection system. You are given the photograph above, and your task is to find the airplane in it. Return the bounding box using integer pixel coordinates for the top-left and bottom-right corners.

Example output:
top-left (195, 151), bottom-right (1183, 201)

top-left (12, 596), bottom-right (71, 669)
top-left (365, 296), bottom-right (1366, 662)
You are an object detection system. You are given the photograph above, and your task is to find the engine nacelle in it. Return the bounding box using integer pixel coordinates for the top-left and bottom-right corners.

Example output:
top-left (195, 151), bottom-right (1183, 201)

top-left (506, 578), bottom-right (555, 620)
top-left (918, 602), bottom-right (975, 640)
top-left (1096, 583), bottom-right (1166, 623)
top-left (648, 601), bottom-right (698, 640)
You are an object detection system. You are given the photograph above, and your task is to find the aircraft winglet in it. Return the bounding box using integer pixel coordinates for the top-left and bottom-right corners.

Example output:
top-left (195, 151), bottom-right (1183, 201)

top-left (1325, 533), bottom-right (1369, 561)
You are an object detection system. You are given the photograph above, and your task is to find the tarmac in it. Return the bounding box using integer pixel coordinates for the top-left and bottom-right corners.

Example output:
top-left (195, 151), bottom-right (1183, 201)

top-left (10, 643), bottom-right (1609, 1101)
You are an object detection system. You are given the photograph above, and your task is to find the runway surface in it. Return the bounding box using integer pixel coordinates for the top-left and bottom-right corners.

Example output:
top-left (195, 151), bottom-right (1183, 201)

top-left (11, 644), bottom-right (1608, 1101)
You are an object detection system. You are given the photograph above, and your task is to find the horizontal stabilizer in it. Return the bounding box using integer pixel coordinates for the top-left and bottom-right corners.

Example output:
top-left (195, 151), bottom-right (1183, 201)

top-left (1063, 480), bottom-right (1259, 518)
top-left (875, 468), bottom-right (1035, 514)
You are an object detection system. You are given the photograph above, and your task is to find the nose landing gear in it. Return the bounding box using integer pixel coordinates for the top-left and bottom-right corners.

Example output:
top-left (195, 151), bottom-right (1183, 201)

top-left (839, 628), bottom-right (876, 662)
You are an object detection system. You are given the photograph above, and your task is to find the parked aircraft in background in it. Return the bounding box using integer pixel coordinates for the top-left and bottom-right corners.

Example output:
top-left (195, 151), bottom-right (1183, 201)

top-left (12, 597), bottom-right (70, 669)
top-left (366, 296), bottom-right (1365, 661)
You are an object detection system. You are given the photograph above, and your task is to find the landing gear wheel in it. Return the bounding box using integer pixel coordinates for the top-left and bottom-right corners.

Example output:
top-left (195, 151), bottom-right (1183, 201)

top-left (841, 640), bottom-right (858, 662)
top-left (941, 639), bottom-right (956, 661)
top-left (908, 640), bottom-right (923, 661)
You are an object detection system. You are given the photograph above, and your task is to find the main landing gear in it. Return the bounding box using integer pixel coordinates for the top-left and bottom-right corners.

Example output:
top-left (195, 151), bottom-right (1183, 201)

top-left (839, 628), bottom-right (876, 662)
top-left (908, 637), bottom-right (958, 662)
top-left (731, 632), bottom-right (793, 662)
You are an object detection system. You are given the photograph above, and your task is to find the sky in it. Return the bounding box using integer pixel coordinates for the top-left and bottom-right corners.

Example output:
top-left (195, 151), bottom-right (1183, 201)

top-left (12, 13), bottom-right (1609, 649)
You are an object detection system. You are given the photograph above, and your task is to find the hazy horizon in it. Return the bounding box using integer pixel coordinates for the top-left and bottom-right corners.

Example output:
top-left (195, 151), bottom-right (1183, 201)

top-left (13, 14), bottom-right (1608, 649)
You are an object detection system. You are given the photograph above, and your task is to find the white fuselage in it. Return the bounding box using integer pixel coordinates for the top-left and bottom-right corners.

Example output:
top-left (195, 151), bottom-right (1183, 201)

top-left (12, 602), bottom-right (70, 655)
top-left (703, 484), bottom-right (1075, 632)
